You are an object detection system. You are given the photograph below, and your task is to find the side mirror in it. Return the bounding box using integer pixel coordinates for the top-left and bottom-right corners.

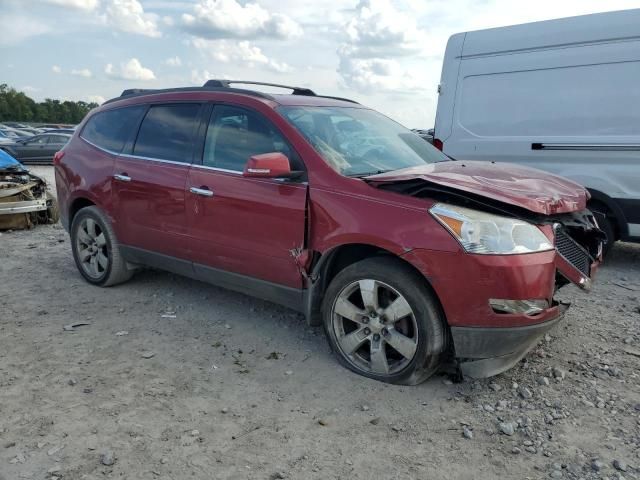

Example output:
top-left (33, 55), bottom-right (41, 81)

top-left (243, 152), bottom-right (294, 178)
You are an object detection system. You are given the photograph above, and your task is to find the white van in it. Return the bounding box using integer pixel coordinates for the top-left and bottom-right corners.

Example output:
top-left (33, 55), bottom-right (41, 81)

top-left (433, 9), bottom-right (640, 249)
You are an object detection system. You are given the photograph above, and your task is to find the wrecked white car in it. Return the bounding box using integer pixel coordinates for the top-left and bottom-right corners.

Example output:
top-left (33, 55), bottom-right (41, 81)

top-left (0, 150), bottom-right (59, 230)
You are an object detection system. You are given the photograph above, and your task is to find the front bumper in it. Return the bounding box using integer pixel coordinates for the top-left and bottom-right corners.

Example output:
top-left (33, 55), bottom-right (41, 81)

top-left (403, 243), bottom-right (600, 377)
top-left (451, 302), bottom-right (568, 377)
top-left (0, 198), bottom-right (48, 215)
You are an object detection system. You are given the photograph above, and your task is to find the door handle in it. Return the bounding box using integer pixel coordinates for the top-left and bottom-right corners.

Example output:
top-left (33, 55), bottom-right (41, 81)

top-left (113, 173), bottom-right (131, 182)
top-left (190, 186), bottom-right (214, 197)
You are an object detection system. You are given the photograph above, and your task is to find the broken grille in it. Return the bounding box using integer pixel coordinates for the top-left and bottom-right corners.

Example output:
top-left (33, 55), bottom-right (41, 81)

top-left (554, 226), bottom-right (591, 277)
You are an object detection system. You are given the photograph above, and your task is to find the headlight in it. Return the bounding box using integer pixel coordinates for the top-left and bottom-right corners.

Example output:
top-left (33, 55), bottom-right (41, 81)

top-left (430, 203), bottom-right (553, 255)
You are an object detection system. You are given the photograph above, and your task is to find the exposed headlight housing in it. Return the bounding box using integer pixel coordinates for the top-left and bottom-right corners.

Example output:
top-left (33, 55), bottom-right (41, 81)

top-left (430, 203), bottom-right (553, 255)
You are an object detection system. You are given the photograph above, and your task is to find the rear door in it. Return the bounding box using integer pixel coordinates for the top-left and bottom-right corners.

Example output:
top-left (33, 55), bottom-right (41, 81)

top-left (186, 104), bottom-right (308, 294)
top-left (113, 103), bottom-right (203, 263)
top-left (46, 134), bottom-right (70, 157)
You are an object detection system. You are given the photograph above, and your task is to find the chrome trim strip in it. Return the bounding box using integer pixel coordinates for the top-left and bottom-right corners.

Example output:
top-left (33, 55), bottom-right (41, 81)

top-left (119, 153), bottom-right (190, 166)
top-left (190, 164), bottom-right (242, 175)
top-left (533, 143), bottom-right (640, 151)
top-left (79, 136), bottom-right (121, 156)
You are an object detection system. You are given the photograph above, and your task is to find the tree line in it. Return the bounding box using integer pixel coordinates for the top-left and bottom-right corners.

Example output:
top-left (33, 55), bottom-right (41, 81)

top-left (0, 84), bottom-right (99, 124)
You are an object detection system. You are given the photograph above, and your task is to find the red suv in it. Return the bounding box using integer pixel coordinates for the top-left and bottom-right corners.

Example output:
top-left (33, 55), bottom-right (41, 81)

top-left (54, 80), bottom-right (604, 384)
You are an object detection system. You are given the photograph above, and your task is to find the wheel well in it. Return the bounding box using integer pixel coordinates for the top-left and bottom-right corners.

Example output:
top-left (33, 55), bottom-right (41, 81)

top-left (587, 190), bottom-right (625, 240)
top-left (69, 198), bottom-right (95, 225)
top-left (305, 244), bottom-right (445, 328)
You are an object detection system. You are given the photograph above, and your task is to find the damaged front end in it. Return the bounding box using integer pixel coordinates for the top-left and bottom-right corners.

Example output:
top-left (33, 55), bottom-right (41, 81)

top-left (0, 156), bottom-right (59, 230)
top-left (371, 176), bottom-right (604, 292)
top-left (368, 172), bottom-right (605, 378)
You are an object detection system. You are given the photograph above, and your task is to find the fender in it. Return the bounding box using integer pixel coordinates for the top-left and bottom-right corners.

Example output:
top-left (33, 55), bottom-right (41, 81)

top-left (302, 241), bottom-right (421, 327)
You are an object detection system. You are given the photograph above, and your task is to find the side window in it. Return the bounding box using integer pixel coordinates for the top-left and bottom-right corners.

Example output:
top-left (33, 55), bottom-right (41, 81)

top-left (29, 136), bottom-right (48, 145)
top-left (81, 105), bottom-right (146, 153)
top-left (133, 104), bottom-right (201, 163)
top-left (47, 135), bottom-right (67, 145)
top-left (203, 105), bottom-right (301, 171)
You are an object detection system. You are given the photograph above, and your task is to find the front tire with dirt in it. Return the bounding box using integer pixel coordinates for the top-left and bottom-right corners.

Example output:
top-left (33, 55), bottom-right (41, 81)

top-left (322, 256), bottom-right (446, 385)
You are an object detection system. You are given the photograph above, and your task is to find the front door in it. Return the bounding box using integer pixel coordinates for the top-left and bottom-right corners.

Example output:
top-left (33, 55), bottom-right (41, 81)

top-left (113, 103), bottom-right (202, 261)
top-left (17, 135), bottom-right (49, 162)
top-left (187, 104), bottom-right (308, 295)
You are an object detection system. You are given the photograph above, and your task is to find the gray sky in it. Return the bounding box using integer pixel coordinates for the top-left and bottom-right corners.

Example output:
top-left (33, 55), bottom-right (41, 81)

top-left (1, 0), bottom-right (638, 127)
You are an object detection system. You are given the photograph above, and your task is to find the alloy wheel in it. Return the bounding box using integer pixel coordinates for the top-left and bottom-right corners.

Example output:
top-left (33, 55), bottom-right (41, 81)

top-left (75, 217), bottom-right (109, 279)
top-left (331, 279), bottom-right (419, 376)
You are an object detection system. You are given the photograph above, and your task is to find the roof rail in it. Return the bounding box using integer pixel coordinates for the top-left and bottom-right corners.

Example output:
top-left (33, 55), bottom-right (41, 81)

top-left (203, 79), bottom-right (316, 96)
top-left (105, 85), bottom-right (276, 105)
top-left (104, 81), bottom-right (358, 105)
top-left (203, 80), bottom-right (359, 104)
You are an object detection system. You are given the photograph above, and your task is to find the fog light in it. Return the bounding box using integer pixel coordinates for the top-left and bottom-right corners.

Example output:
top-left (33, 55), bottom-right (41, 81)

top-left (489, 299), bottom-right (549, 315)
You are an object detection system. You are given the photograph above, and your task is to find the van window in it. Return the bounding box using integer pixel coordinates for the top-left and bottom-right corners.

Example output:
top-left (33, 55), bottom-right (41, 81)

top-left (134, 104), bottom-right (201, 163)
top-left (459, 61), bottom-right (640, 137)
top-left (203, 105), bottom-right (301, 171)
top-left (81, 105), bottom-right (145, 153)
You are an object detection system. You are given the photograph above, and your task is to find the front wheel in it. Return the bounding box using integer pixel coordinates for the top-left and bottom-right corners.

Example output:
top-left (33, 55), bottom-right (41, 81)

top-left (322, 257), bottom-right (446, 385)
top-left (70, 206), bottom-right (133, 286)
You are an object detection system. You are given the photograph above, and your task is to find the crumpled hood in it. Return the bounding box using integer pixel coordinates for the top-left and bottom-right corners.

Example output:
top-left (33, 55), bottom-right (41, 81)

top-left (365, 161), bottom-right (589, 215)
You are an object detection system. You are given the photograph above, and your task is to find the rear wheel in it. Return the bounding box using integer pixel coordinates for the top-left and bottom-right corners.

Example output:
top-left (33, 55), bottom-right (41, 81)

top-left (70, 206), bottom-right (133, 286)
top-left (322, 257), bottom-right (445, 385)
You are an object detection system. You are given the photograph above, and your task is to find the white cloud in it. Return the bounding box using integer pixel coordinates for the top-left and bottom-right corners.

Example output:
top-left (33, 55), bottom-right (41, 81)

top-left (21, 86), bottom-right (41, 93)
top-left (71, 68), bottom-right (93, 78)
top-left (52, 65), bottom-right (62, 74)
top-left (87, 94), bottom-right (106, 104)
top-left (105, 58), bottom-right (156, 81)
top-left (0, 15), bottom-right (50, 46)
top-left (336, 0), bottom-right (427, 93)
top-left (191, 69), bottom-right (214, 85)
top-left (192, 38), bottom-right (291, 73)
top-left (41, 0), bottom-right (99, 11)
top-left (191, 70), bottom-right (232, 85)
top-left (181, 0), bottom-right (302, 39)
top-left (103, 0), bottom-right (161, 37)
top-left (337, 56), bottom-right (424, 93)
top-left (164, 56), bottom-right (182, 67)
top-left (343, 0), bottom-right (424, 58)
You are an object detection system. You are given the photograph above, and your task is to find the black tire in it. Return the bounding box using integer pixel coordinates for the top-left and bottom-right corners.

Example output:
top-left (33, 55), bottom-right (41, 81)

top-left (70, 206), bottom-right (133, 287)
top-left (590, 203), bottom-right (616, 256)
top-left (322, 256), bottom-right (446, 385)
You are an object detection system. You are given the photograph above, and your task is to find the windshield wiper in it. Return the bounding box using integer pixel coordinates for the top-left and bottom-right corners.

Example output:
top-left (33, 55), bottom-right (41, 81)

top-left (346, 169), bottom-right (392, 178)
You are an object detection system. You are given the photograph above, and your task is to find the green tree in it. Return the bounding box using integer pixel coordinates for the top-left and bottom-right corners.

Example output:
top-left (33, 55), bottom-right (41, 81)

top-left (0, 85), bottom-right (99, 124)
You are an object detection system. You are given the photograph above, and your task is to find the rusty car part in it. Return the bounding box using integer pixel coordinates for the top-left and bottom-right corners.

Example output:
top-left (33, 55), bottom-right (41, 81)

top-left (0, 152), bottom-right (59, 230)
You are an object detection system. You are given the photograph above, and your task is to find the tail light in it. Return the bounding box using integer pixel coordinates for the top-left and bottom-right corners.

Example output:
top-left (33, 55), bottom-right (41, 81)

top-left (433, 138), bottom-right (443, 151)
top-left (53, 151), bottom-right (65, 166)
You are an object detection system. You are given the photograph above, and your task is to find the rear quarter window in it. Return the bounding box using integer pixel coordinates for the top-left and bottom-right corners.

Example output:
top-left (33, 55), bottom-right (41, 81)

top-left (81, 105), bottom-right (146, 153)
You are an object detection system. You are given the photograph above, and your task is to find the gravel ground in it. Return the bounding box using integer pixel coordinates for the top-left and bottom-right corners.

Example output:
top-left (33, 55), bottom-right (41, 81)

top-left (1, 167), bottom-right (639, 480)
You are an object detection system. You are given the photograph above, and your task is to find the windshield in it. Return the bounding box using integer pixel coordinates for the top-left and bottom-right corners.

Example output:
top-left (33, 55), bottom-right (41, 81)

top-left (278, 106), bottom-right (449, 176)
